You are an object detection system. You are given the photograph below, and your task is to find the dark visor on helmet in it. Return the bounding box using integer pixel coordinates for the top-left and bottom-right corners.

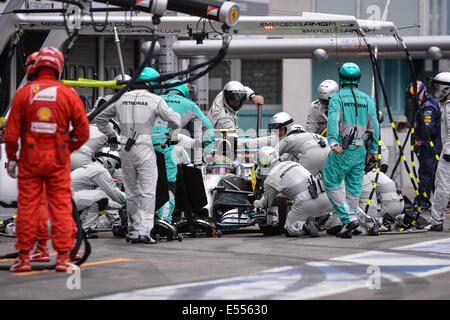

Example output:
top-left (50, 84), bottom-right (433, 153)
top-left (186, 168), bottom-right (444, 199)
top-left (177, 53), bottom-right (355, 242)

top-left (224, 90), bottom-right (247, 103)
top-left (268, 118), bottom-right (293, 131)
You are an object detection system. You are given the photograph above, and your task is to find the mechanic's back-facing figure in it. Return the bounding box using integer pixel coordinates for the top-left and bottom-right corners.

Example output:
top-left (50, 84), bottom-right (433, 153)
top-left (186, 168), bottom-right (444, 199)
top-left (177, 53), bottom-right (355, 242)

top-left (4, 46), bottom-right (90, 272)
top-left (153, 80), bottom-right (214, 223)
top-left (71, 148), bottom-right (126, 238)
top-left (207, 80), bottom-right (264, 130)
top-left (94, 67), bottom-right (181, 244)
top-left (406, 81), bottom-right (442, 210)
top-left (253, 146), bottom-right (331, 238)
top-left (322, 62), bottom-right (380, 239)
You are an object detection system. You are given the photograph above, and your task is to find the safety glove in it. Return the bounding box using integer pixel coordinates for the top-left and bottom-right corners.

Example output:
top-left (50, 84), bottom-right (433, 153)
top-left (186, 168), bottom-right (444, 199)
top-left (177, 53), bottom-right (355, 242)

top-left (168, 134), bottom-right (178, 146)
top-left (253, 199), bottom-right (265, 209)
top-left (108, 134), bottom-right (120, 151)
top-left (7, 160), bottom-right (18, 178)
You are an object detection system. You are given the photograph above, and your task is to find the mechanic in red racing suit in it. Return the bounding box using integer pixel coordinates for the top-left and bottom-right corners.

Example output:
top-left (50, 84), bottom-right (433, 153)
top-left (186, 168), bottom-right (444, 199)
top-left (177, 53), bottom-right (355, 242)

top-left (4, 46), bottom-right (90, 272)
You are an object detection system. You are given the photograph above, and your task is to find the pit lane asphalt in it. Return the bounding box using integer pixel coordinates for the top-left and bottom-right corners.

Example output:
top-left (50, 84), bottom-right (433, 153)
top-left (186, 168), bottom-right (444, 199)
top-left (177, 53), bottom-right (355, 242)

top-left (0, 212), bottom-right (450, 300)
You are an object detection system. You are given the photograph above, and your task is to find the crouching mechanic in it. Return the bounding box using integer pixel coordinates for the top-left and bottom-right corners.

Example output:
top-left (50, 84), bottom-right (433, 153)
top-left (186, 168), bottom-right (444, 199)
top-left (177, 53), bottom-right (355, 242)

top-left (71, 148), bottom-right (126, 238)
top-left (269, 112), bottom-right (330, 176)
top-left (70, 123), bottom-right (117, 171)
top-left (4, 46), bottom-right (90, 272)
top-left (358, 166), bottom-right (404, 234)
top-left (253, 146), bottom-right (333, 238)
top-left (323, 62), bottom-right (380, 238)
top-left (93, 67), bottom-right (181, 244)
top-left (152, 80), bottom-right (215, 223)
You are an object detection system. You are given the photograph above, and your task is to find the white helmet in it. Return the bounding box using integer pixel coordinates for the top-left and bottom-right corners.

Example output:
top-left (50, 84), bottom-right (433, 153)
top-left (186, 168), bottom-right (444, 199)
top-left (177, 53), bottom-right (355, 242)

top-left (317, 80), bottom-right (338, 101)
top-left (268, 112), bottom-right (294, 137)
top-left (223, 81), bottom-right (247, 112)
top-left (256, 146), bottom-right (279, 168)
top-left (431, 72), bottom-right (450, 102)
top-left (285, 124), bottom-right (305, 136)
top-left (114, 74), bottom-right (131, 81)
top-left (96, 147), bottom-right (121, 175)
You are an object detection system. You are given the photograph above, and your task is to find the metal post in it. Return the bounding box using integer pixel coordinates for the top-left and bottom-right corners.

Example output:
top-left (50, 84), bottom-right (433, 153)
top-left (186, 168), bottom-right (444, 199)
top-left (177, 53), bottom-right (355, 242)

top-left (189, 55), bottom-right (209, 110)
top-left (256, 104), bottom-right (262, 137)
top-left (158, 35), bottom-right (178, 75)
top-left (190, 55), bottom-right (209, 164)
top-left (113, 27), bottom-right (126, 80)
top-left (98, 36), bottom-right (105, 97)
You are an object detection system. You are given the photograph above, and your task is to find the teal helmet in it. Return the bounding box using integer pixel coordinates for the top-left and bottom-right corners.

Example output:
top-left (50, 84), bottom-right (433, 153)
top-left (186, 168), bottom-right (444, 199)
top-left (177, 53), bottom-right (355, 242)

top-left (339, 62), bottom-right (361, 86)
top-left (138, 67), bottom-right (160, 94)
top-left (138, 66), bottom-right (159, 83)
top-left (165, 80), bottom-right (189, 99)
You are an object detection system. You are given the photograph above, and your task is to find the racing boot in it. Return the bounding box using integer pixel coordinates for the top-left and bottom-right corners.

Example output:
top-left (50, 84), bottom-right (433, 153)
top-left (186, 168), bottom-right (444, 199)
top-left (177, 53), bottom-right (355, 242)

top-left (424, 223), bottom-right (443, 232)
top-left (70, 243), bottom-right (81, 261)
top-left (336, 220), bottom-right (360, 239)
top-left (302, 217), bottom-right (320, 238)
top-left (131, 235), bottom-right (156, 244)
top-left (30, 242), bottom-right (50, 262)
top-left (85, 229), bottom-right (98, 239)
top-left (10, 251), bottom-right (31, 273)
top-left (56, 252), bottom-right (78, 272)
top-left (112, 223), bottom-right (127, 238)
top-left (352, 227), bottom-right (363, 236)
top-left (326, 225), bottom-right (342, 236)
top-left (314, 213), bottom-right (331, 232)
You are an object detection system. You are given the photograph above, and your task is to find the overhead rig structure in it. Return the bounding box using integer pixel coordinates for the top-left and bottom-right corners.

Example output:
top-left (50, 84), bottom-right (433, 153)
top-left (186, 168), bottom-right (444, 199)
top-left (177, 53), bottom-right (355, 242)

top-left (2, 3), bottom-right (450, 57)
top-left (140, 35), bottom-right (450, 60)
top-left (2, 2), bottom-right (449, 108)
top-left (5, 5), bottom-right (447, 112)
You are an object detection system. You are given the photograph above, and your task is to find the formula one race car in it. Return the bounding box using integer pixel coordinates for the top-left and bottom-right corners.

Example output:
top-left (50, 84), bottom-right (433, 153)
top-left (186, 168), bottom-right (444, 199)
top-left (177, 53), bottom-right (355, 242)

top-left (203, 162), bottom-right (289, 236)
top-left (201, 129), bottom-right (288, 236)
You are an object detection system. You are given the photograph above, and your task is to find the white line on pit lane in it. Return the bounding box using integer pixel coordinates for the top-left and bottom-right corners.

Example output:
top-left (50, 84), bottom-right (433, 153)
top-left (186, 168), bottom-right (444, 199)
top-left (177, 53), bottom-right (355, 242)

top-left (94, 238), bottom-right (450, 300)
